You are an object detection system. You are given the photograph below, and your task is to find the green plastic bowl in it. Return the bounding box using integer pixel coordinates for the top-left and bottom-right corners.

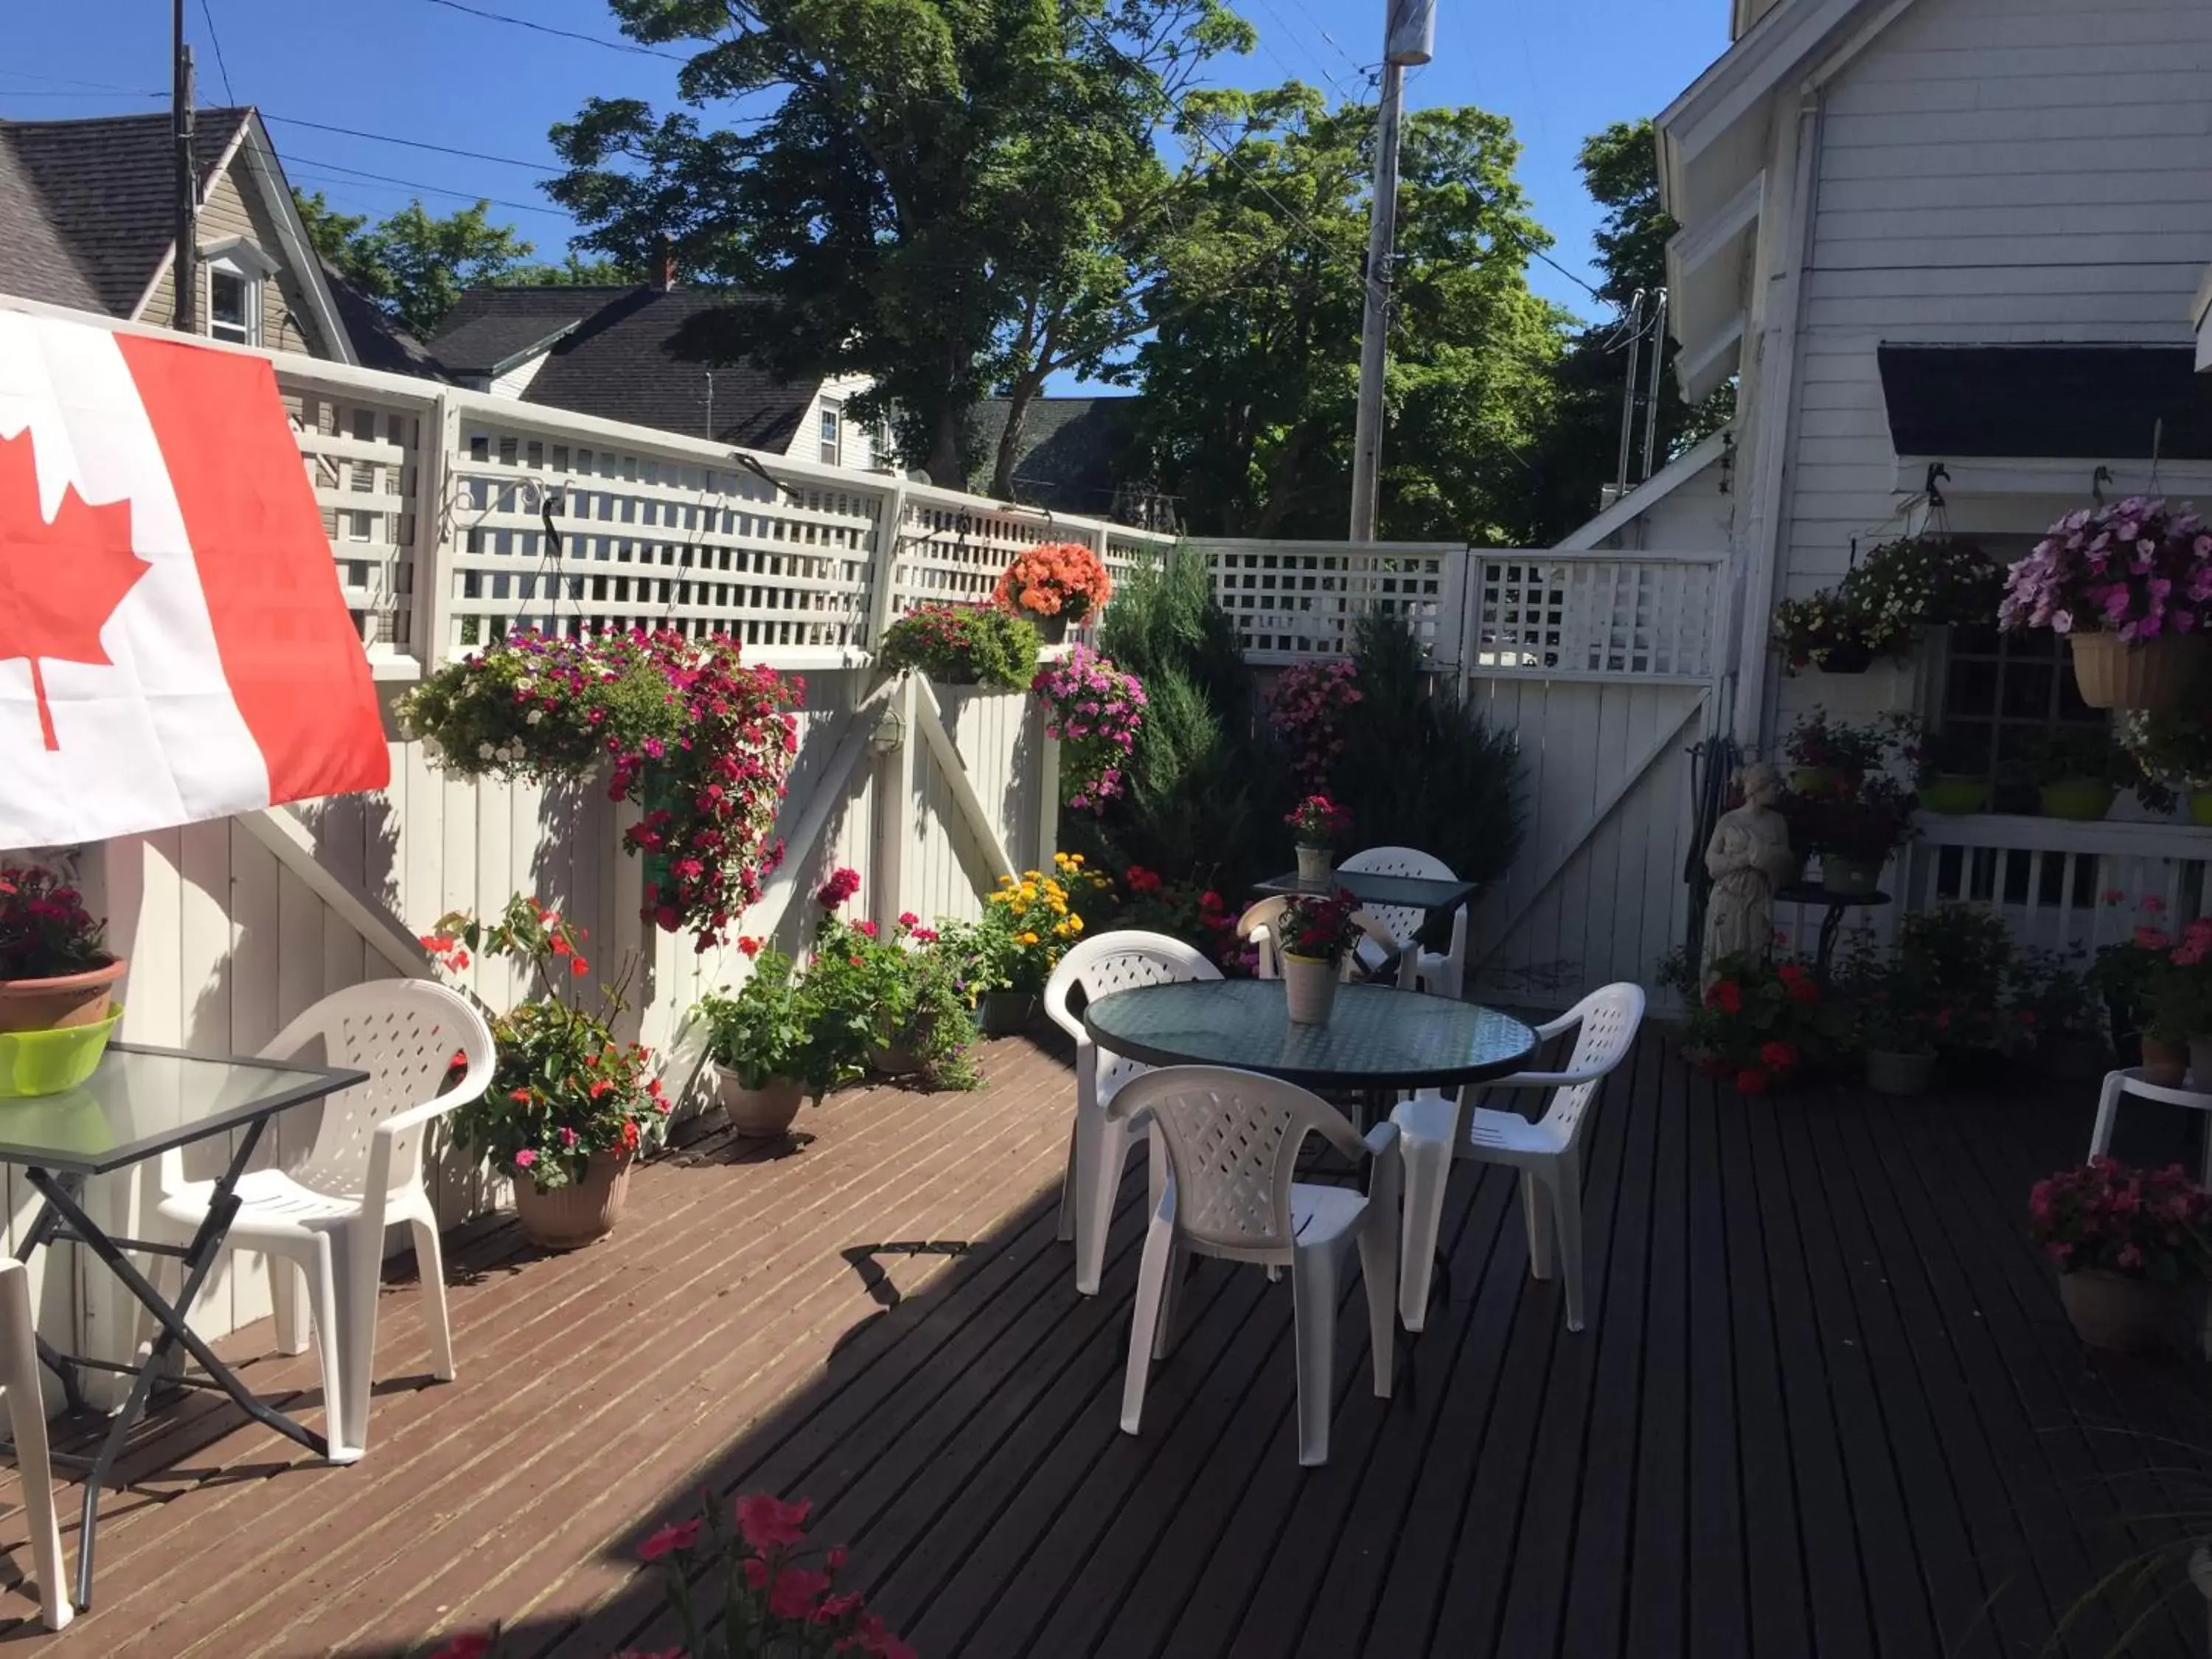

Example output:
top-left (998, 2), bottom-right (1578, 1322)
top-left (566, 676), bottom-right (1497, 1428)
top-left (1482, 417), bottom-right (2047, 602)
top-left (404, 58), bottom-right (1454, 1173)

top-left (0, 1009), bottom-right (121, 1099)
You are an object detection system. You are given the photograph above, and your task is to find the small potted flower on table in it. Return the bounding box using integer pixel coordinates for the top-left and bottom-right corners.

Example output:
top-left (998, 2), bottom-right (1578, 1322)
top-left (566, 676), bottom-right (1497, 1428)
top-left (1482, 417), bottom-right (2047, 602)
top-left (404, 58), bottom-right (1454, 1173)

top-left (0, 864), bottom-right (126, 1096)
top-left (1285, 794), bottom-right (1352, 886)
top-left (1277, 888), bottom-right (1362, 1026)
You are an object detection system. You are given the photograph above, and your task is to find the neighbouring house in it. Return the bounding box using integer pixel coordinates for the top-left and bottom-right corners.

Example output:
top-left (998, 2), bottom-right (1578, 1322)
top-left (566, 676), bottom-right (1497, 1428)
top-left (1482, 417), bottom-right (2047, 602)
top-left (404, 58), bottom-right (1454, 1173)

top-left (429, 283), bottom-right (891, 473)
top-left (967, 394), bottom-right (1174, 529)
top-left (0, 107), bottom-right (431, 371)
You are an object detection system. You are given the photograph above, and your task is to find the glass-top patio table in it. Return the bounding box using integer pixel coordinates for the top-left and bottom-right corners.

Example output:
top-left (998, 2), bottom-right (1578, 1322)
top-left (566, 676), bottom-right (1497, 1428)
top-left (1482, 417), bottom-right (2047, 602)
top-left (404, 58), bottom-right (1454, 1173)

top-left (1082, 979), bottom-right (1535, 1094)
top-left (1, 1041), bottom-right (366, 1610)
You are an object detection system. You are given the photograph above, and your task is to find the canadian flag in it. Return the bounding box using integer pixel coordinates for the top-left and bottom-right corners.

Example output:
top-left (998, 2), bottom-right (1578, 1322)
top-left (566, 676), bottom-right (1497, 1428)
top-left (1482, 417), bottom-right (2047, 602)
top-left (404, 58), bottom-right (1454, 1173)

top-left (0, 310), bottom-right (389, 848)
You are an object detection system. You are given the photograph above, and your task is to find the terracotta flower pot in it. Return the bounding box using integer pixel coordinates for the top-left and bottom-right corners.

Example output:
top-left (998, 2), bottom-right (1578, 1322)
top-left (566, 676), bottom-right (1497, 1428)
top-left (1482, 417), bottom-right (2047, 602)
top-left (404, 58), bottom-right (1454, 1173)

top-left (1864, 1048), bottom-right (1936, 1096)
top-left (2140, 1035), bottom-right (2188, 1088)
top-left (1919, 775), bottom-right (1989, 816)
top-left (2038, 777), bottom-right (2115, 821)
top-left (0, 957), bottom-right (127, 1034)
top-left (2067, 630), bottom-right (2208, 710)
top-left (714, 1066), bottom-right (804, 1138)
top-left (1281, 953), bottom-right (1339, 1025)
top-left (512, 1150), bottom-right (633, 1251)
top-left (1295, 844), bottom-right (1333, 885)
top-left (2058, 1267), bottom-right (2187, 1354)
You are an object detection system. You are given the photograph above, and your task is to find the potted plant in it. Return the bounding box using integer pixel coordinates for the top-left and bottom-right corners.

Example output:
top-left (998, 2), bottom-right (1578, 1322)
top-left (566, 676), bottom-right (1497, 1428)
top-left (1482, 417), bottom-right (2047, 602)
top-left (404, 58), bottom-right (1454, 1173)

top-left (2088, 891), bottom-right (2187, 1082)
top-left (1837, 948), bottom-right (1943, 1096)
top-left (876, 602), bottom-right (1040, 689)
top-left (1274, 888), bottom-right (1360, 1025)
top-left (810, 877), bottom-right (980, 1085)
top-left (2029, 1158), bottom-right (2212, 1353)
top-left (1267, 658), bottom-right (1364, 793)
top-left (1781, 708), bottom-right (1892, 796)
top-left (1029, 647), bottom-right (1147, 813)
top-left (967, 855), bottom-right (1105, 1034)
top-left (2007, 947), bottom-right (2106, 1080)
top-left (1895, 902), bottom-right (2018, 1076)
top-left (992, 542), bottom-right (1113, 642)
top-left (2000, 497), bottom-right (2212, 709)
top-left (0, 864), bottom-right (125, 1096)
top-left (1284, 794), bottom-right (1352, 885)
top-left (1775, 537), bottom-right (2000, 676)
top-left (696, 944), bottom-right (860, 1138)
top-left (1681, 956), bottom-right (1826, 1094)
top-left (2153, 916), bottom-right (2212, 1086)
top-left (1916, 727), bottom-right (1991, 816)
top-left (2117, 702), bottom-right (2212, 824)
top-left (2025, 728), bottom-right (2121, 821)
top-left (424, 897), bottom-right (668, 1251)
top-left (1773, 589), bottom-right (1880, 674)
top-left (1781, 723), bottom-right (1920, 897)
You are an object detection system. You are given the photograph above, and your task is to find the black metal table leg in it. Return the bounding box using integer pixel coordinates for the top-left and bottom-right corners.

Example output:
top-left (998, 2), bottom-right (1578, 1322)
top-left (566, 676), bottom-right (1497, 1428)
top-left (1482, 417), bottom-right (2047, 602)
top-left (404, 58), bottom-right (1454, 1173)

top-left (25, 1117), bottom-right (330, 1610)
top-left (1815, 903), bottom-right (1846, 983)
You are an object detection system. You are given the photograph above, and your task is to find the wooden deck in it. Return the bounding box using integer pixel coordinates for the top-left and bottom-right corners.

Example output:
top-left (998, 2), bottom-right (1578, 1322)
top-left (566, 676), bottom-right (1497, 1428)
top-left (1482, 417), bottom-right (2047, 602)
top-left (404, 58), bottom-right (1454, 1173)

top-left (0, 1024), bottom-right (2208, 1658)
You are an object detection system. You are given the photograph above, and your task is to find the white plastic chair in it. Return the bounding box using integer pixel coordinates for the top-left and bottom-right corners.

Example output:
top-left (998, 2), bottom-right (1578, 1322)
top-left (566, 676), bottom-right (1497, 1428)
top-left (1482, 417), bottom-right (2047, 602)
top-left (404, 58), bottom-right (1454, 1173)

top-left (1110, 1065), bottom-right (1400, 1466)
top-left (1392, 984), bottom-right (1644, 1333)
top-left (1338, 846), bottom-right (1470, 999)
top-left (1043, 932), bottom-right (1221, 1296)
top-left (2089, 1067), bottom-right (2212, 1185)
top-left (0, 1259), bottom-right (69, 1630)
top-left (1234, 897), bottom-right (1416, 989)
top-left (154, 981), bottom-right (495, 1462)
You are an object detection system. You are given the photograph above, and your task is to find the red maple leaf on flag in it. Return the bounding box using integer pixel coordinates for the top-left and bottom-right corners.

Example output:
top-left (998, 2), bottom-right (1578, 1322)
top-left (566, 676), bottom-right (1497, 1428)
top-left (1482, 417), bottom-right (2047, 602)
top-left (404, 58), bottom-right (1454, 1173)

top-left (0, 427), bottom-right (150, 751)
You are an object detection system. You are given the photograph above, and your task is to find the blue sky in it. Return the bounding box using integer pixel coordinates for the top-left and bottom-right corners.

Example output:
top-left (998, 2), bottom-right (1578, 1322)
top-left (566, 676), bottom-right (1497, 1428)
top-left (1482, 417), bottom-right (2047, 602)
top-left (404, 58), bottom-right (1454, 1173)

top-left (3, 0), bottom-right (1728, 333)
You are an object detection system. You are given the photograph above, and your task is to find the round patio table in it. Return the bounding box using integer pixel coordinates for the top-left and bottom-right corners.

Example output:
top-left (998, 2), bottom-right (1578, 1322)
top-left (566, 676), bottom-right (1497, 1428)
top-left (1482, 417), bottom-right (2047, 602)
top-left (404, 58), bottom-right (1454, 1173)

top-left (1081, 978), bottom-right (1537, 1095)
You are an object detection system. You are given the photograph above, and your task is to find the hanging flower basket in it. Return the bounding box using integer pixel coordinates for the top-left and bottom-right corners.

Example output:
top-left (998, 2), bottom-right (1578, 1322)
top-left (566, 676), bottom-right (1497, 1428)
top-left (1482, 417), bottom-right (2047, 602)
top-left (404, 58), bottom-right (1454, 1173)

top-left (2067, 631), bottom-right (2208, 710)
top-left (1811, 641), bottom-right (1875, 674)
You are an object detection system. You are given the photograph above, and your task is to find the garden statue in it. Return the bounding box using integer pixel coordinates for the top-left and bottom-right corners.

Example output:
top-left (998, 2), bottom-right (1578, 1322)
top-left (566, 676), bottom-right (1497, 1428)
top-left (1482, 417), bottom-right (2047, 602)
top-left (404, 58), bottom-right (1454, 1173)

top-left (1700, 761), bottom-right (1797, 990)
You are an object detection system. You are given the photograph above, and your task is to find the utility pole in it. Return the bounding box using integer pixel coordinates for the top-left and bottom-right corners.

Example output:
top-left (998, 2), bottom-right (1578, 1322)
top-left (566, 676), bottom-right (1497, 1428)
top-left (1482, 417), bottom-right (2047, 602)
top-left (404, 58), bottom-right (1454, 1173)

top-left (1614, 289), bottom-right (1644, 496)
top-left (1640, 288), bottom-right (1669, 484)
top-left (1346, 0), bottom-right (1436, 543)
top-left (172, 0), bottom-right (197, 335)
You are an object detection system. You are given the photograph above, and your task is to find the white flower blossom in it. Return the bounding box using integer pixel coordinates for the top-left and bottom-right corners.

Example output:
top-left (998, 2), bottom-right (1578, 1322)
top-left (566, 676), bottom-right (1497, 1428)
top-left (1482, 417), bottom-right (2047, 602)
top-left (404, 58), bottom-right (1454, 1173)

top-left (526, 709), bottom-right (544, 726)
top-left (477, 742), bottom-right (495, 759)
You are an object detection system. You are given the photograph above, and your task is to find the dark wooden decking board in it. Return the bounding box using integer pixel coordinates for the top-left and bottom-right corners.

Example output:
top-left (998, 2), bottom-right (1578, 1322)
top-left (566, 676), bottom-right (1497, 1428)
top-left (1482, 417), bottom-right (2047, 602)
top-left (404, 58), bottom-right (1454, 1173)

top-left (0, 1026), bottom-right (2205, 1658)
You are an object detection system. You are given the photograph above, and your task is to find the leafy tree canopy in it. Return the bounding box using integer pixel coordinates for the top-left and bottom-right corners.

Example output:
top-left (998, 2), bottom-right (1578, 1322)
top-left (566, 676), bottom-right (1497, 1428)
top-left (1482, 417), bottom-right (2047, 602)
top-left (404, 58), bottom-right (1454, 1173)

top-left (543, 0), bottom-right (1253, 487)
top-left (293, 192), bottom-right (636, 339)
top-left (1122, 86), bottom-right (1566, 541)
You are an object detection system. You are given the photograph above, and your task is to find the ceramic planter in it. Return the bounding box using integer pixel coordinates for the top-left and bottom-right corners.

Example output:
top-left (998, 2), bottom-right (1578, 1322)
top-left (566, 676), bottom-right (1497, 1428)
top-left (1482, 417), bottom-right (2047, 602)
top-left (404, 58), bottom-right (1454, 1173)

top-left (0, 957), bottom-right (127, 1034)
top-left (714, 1065), bottom-right (804, 1138)
top-left (1280, 953), bottom-right (1339, 1025)
top-left (2037, 777), bottom-right (2115, 821)
top-left (1820, 855), bottom-right (1882, 897)
top-left (868, 1012), bottom-right (941, 1077)
top-left (1295, 844), bottom-right (1333, 885)
top-left (977, 990), bottom-right (1037, 1036)
top-left (512, 1150), bottom-right (633, 1251)
top-left (1864, 1048), bottom-right (1936, 1096)
top-left (1023, 608), bottom-right (1071, 644)
top-left (2141, 1034), bottom-right (2189, 1088)
top-left (2057, 1267), bottom-right (2188, 1354)
top-left (2191, 790), bottom-right (2212, 828)
top-left (1919, 775), bottom-right (1989, 816)
top-left (2068, 630), bottom-right (2208, 710)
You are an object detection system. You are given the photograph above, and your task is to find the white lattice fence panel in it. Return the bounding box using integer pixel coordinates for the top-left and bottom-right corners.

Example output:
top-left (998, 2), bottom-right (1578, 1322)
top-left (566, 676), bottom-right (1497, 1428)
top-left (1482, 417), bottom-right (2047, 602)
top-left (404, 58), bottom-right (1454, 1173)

top-left (282, 377), bottom-right (428, 664)
top-left (1471, 554), bottom-right (1721, 681)
top-left (1206, 542), bottom-right (1465, 665)
top-left (442, 414), bottom-right (886, 656)
top-left (1104, 528), bottom-right (1176, 593)
top-left (888, 495), bottom-right (1077, 616)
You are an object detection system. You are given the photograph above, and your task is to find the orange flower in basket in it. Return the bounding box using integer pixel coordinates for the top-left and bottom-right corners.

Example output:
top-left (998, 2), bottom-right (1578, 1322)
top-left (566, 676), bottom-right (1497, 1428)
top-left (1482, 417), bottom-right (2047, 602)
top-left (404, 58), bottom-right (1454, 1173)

top-left (994, 541), bottom-right (1112, 619)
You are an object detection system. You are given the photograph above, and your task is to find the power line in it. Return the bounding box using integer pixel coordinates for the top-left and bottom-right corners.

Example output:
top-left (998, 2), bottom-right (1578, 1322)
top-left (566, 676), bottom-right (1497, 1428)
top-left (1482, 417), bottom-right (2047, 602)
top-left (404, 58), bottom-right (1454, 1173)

top-left (412, 0), bottom-right (692, 61)
top-left (257, 114), bottom-right (560, 173)
top-left (198, 0), bottom-right (237, 105)
top-left (0, 68), bottom-right (159, 93)
top-left (284, 155), bottom-right (578, 220)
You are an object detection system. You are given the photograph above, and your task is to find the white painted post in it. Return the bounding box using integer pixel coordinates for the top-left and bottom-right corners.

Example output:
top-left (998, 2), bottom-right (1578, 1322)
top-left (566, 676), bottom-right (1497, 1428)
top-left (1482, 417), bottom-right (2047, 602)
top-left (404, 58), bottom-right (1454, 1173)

top-left (869, 672), bottom-right (919, 933)
top-left (411, 389), bottom-right (459, 669)
top-left (864, 478), bottom-right (912, 651)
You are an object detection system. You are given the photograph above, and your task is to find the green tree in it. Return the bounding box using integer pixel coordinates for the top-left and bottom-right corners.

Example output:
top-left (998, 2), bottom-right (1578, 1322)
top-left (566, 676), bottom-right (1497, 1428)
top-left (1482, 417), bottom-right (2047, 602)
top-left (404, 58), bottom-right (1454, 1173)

top-left (1124, 87), bottom-right (1565, 541)
top-left (293, 194), bottom-right (638, 338)
top-left (543, 0), bottom-right (1251, 487)
top-left (1515, 119), bottom-right (1734, 543)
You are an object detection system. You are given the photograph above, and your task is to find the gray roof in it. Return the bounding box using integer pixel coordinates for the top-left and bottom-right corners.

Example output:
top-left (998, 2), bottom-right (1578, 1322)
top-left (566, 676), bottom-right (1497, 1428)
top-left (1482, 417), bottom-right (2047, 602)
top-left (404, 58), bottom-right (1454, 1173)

top-left (968, 396), bottom-right (1141, 515)
top-left (321, 260), bottom-right (449, 380)
top-left (431, 285), bottom-right (820, 450)
top-left (0, 108), bottom-right (251, 315)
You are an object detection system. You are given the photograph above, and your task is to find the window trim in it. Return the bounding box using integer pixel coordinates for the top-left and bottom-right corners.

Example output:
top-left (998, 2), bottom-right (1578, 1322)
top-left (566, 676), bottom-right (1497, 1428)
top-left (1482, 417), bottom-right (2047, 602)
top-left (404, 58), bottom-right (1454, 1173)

top-left (198, 238), bottom-right (276, 348)
top-left (818, 403), bottom-right (842, 467)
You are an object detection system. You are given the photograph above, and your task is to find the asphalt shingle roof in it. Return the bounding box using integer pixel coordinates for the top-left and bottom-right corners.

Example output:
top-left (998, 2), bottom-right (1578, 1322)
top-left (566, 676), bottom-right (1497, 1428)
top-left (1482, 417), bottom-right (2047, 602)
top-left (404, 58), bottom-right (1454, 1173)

top-left (0, 108), bottom-right (249, 315)
top-left (968, 396), bottom-right (1141, 515)
top-left (431, 285), bottom-right (818, 451)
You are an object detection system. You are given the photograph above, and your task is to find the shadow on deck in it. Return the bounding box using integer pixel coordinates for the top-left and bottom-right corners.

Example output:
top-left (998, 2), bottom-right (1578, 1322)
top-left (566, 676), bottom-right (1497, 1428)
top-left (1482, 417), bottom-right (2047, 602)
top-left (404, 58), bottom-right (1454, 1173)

top-left (0, 1025), bottom-right (2207, 1658)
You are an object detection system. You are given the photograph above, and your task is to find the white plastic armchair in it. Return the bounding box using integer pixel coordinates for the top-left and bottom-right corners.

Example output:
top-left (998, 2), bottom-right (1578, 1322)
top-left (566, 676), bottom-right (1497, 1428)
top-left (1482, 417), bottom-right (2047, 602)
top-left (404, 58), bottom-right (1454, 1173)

top-left (154, 980), bottom-right (495, 1462)
top-left (1235, 897), bottom-right (1416, 989)
top-left (1392, 982), bottom-right (1644, 1333)
top-left (1108, 1065), bottom-right (1400, 1466)
top-left (2090, 1067), bottom-right (2212, 1185)
top-left (1338, 846), bottom-right (1470, 998)
top-left (1043, 932), bottom-right (1221, 1296)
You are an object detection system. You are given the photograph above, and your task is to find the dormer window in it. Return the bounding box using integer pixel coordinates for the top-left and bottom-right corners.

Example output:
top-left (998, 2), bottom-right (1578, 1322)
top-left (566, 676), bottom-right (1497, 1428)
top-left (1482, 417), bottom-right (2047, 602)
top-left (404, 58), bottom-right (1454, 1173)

top-left (199, 238), bottom-right (277, 347)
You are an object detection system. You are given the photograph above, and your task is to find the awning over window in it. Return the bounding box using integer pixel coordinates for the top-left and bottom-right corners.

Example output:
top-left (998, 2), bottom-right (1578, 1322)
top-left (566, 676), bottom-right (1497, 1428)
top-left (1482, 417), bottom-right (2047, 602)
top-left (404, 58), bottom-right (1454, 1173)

top-left (1878, 344), bottom-right (2212, 461)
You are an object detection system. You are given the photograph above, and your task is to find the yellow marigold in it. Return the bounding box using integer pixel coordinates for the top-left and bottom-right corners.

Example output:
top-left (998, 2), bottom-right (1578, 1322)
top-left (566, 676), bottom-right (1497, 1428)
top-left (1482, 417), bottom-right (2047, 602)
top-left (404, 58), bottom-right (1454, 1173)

top-left (1018, 931), bottom-right (1040, 946)
top-left (1067, 914), bottom-right (1085, 932)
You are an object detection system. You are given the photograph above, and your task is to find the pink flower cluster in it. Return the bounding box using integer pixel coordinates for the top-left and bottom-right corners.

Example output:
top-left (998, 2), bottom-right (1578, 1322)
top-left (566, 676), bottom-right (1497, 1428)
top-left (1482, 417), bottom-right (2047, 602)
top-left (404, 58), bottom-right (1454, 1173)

top-left (816, 866), bottom-right (863, 909)
top-left (1284, 793), bottom-right (1352, 846)
top-left (2028, 1156), bottom-right (2212, 1283)
top-left (2000, 497), bottom-right (2212, 641)
top-left (1032, 646), bottom-right (1147, 813)
top-left (2170, 914), bottom-right (2212, 968)
top-left (1267, 659), bottom-right (1362, 792)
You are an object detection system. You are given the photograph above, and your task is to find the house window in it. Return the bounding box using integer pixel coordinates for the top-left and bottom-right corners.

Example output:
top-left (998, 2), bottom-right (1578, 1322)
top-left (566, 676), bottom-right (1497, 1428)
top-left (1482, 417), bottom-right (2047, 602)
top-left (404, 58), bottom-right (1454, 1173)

top-left (818, 406), bottom-right (842, 467)
top-left (208, 267), bottom-right (259, 346)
